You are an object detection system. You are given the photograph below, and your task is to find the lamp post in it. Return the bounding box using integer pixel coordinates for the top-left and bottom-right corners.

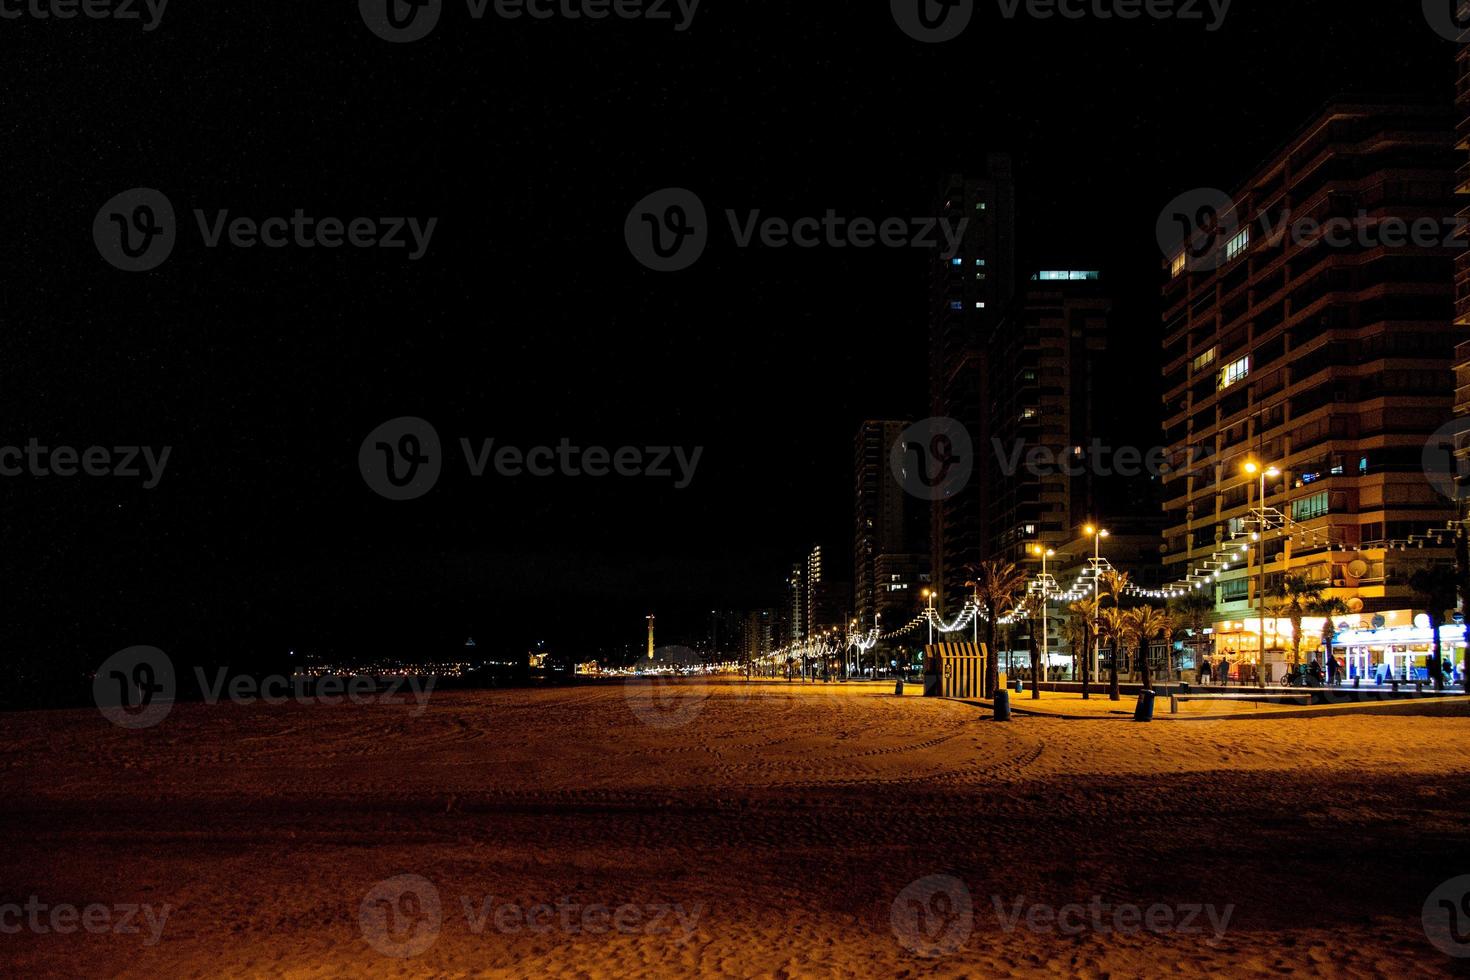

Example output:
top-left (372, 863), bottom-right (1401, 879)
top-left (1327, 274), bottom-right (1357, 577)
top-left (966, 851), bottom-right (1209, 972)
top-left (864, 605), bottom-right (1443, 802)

top-left (1029, 543), bottom-right (1052, 690)
top-left (1030, 545), bottom-right (1055, 679)
top-left (1244, 460), bottom-right (1281, 687)
top-left (1085, 524), bottom-right (1110, 678)
top-left (923, 588), bottom-right (934, 646)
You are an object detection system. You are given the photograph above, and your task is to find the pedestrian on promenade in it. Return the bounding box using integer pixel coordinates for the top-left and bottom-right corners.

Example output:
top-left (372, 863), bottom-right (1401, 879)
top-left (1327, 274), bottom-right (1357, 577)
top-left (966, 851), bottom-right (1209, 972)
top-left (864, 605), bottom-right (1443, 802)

top-left (1199, 657), bottom-right (1212, 685)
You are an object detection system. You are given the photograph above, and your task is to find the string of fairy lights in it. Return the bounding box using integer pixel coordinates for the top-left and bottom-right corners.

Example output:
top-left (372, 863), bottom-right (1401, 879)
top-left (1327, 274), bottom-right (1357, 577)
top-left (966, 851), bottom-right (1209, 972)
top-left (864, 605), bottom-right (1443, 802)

top-left (760, 515), bottom-right (1467, 665)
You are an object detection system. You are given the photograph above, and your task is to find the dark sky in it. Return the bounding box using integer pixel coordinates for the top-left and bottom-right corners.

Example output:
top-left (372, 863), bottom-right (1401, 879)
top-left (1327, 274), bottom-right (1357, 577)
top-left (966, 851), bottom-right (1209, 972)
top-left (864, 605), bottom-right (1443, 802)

top-left (2, 1), bottom-right (1454, 668)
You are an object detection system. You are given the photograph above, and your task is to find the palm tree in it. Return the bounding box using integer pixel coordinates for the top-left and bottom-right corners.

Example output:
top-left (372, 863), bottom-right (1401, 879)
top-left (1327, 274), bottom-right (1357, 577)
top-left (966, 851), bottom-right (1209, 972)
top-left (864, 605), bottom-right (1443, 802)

top-left (1063, 605), bottom-right (1092, 693)
top-left (1267, 574), bottom-right (1325, 668)
top-left (1024, 599), bottom-right (1045, 700)
top-left (966, 560), bottom-right (1028, 698)
top-left (1308, 595), bottom-right (1350, 678)
top-left (1169, 589), bottom-right (1215, 680)
top-left (1409, 563), bottom-right (1458, 693)
top-left (1068, 598), bottom-right (1098, 699)
top-left (1098, 569), bottom-right (1131, 700)
top-left (1124, 606), bottom-right (1174, 692)
top-left (1100, 606), bottom-right (1126, 701)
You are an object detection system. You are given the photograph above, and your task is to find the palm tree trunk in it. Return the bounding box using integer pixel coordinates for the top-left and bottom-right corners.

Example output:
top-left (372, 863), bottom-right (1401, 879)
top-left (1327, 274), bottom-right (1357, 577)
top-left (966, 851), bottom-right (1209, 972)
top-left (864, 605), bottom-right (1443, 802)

top-left (984, 616), bottom-right (999, 699)
top-left (1108, 639), bottom-right (1121, 701)
top-left (1139, 640), bottom-right (1152, 691)
top-left (1080, 633), bottom-right (1091, 700)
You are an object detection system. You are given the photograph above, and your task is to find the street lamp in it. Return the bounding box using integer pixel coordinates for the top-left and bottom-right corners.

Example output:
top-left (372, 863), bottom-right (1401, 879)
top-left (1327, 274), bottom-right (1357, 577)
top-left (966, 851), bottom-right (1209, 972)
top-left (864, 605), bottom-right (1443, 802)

top-left (1030, 545), bottom-right (1055, 682)
top-left (1244, 460), bottom-right (1281, 686)
top-left (1085, 525), bottom-right (1110, 678)
top-left (922, 588), bottom-right (934, 646)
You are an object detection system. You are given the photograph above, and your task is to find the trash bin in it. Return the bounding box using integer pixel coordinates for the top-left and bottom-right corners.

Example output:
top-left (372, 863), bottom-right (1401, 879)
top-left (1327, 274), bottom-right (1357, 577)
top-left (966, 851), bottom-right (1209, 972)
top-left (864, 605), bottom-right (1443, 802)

top-left (994, 689), bottom-right (1011, 722)
top-left (894, 678), bottom-right (905, 697)
top-left (1014, 678), bottom-right (1024, 694)
top-left (1133, 689), bottom-right (1156, 722)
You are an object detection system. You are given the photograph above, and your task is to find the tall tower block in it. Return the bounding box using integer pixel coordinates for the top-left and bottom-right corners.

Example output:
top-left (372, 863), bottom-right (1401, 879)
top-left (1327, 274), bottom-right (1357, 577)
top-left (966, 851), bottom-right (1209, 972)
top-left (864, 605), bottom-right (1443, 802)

top-left (646, 615), bottom-right (655, 659)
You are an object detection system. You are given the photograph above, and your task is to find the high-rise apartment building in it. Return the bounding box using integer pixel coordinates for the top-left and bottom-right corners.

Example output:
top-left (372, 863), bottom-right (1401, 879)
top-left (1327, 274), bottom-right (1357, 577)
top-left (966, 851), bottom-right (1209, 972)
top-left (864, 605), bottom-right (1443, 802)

top-left (928, 158), bottom-right (1017, 613)
top-left (1159, 100), bottom-right (1459, 669)
top-left (854, 420), bottom-right (929, 632)
top-left (985, 271), bottom-right (1113, 560)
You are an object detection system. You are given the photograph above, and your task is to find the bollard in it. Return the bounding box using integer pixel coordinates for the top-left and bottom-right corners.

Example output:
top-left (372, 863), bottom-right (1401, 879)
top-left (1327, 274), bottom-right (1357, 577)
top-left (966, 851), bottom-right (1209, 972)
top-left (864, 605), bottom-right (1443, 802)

top-left (1416, 681), bottom-right (1423, 694)
top-left (994, 689), bottom-right (1012, 722)
top-left (1134, 689), bottom-right (1156, 722)
top-left (1353, 678), bottom-right (1360, 689)
top-left (894, 678), bottom-right (905, 697)
top-left (1170, 694), bottom-right (1179, 714)
top-left (1014, 678), bottom-right (1024, 694)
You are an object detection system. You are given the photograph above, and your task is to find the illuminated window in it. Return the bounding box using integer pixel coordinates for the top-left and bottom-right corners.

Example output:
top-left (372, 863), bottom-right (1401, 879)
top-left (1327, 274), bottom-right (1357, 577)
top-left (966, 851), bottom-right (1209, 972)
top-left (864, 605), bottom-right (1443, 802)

top-left (1034, 270), bottom-right (1100, 281)
top-left (975, 302), bottom-right (986, 309)
top-left (1218, 356), bottom-right (1250, 389)
top-left (1292, 491), bottom-right (1329, 522)
top-left (1192, 347), bottom-right (1217, 372)
top-left (1170, 252), bottom-right (1187, 278)
top-left (950, 301), bottom-right (964, 311)
top-left (976, 202), bottom-right (987, 211)
top-left (951, 257), bottom-right (963, 266)
top-left (1225, 228), bottom-right (1250, 262)
top-left (1021, 408), bottom-right (1037, 420)
top-left (975, 259), bottom-right (986, 267)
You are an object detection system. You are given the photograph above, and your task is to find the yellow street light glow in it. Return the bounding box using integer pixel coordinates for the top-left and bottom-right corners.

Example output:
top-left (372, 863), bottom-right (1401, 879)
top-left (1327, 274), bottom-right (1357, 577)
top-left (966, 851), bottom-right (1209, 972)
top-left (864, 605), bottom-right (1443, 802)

top-left (1243, 461), bottom-right (1259, 475)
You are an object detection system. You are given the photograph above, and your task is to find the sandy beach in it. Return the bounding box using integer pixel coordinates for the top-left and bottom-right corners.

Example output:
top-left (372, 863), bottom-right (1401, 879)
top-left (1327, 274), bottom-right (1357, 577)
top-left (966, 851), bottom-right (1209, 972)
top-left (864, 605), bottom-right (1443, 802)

top-left (3, 680), bottom-right (1468, 977)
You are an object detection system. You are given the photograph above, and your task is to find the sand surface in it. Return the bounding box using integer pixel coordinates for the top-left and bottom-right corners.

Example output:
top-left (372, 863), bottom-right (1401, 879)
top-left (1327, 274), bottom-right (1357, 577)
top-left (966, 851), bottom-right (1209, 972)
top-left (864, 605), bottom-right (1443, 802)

top-left (2, 679), bottom-right (1468, 977)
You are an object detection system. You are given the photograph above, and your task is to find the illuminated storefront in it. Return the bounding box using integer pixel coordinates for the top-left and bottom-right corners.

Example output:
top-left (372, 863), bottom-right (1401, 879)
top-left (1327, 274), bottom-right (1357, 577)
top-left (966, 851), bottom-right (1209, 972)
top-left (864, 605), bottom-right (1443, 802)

top-left (1211, 609), bottom-right (1468, 684)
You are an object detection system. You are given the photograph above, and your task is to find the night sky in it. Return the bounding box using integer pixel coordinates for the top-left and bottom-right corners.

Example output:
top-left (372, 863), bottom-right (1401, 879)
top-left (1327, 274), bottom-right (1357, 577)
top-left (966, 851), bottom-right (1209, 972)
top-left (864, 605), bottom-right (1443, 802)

top-left (2, 2), bottom-right (1453, 673)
